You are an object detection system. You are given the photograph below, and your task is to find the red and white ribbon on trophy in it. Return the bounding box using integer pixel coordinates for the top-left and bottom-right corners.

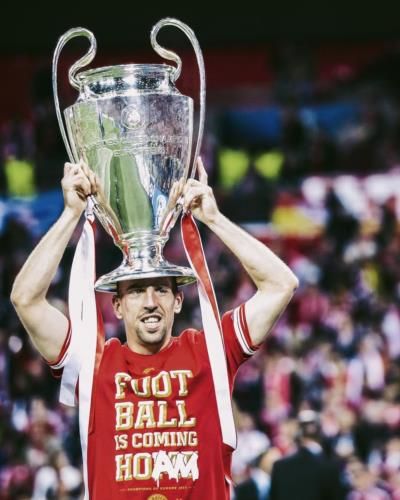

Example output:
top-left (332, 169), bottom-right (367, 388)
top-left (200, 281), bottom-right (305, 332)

top-left (181, 213), bottom-right (237, 450)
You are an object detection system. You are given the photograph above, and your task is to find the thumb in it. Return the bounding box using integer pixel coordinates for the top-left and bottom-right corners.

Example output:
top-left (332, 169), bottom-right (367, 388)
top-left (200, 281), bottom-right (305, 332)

top-left (197, 157), bottom-right (208, 185)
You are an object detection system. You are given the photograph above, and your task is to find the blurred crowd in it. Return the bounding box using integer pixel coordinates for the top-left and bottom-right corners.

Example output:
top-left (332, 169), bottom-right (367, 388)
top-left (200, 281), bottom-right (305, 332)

top-left (1, 42), bottom-right (400, 499)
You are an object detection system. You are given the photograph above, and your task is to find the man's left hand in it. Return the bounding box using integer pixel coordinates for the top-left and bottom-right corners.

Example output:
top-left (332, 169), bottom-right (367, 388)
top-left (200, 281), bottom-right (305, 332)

top-left (182, 157), bottom-right (220, 226)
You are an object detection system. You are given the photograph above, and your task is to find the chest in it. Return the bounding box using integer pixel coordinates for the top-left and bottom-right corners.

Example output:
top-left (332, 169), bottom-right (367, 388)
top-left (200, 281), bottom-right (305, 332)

top-left (94, 343), bottom-right (216, 432)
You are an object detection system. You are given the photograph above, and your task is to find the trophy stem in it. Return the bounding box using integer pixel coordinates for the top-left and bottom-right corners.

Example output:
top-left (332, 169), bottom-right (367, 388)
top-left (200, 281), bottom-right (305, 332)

top-left (122, 234), bottom-right (168, 270)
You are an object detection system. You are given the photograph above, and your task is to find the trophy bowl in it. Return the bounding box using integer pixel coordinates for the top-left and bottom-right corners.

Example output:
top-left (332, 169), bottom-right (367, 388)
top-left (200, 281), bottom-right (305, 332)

top-left (52, 19), bottom-right (205, 292)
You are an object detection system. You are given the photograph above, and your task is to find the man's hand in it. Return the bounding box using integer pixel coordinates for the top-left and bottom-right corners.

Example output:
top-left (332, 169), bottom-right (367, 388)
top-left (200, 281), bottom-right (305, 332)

top-left (61, 160), bottom-right (99, 217)
top-left (182, 158), bottom-right (220, 226)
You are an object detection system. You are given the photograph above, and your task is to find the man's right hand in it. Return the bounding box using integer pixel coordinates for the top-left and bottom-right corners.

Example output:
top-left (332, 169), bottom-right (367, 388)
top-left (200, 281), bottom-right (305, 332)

top-left (61, 160), bottom-right (99, 217)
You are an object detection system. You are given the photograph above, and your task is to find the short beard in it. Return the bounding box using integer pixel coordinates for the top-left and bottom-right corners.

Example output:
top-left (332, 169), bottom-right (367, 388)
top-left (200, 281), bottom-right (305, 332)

top-left (135, 324), bottom-right (168, 348)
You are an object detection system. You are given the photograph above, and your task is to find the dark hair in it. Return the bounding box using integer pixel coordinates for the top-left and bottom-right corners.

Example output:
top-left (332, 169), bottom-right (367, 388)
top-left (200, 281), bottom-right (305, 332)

top-left (170, 278), bottom-right (179, 295)
top-left (115, 277), bottom-right (179, 297)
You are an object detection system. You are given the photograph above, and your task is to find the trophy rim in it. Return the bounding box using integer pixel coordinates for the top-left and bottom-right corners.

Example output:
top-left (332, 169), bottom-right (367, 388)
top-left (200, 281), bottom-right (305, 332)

top-left (94, 266), bottom-right (197, 293)
top-left (76, 63), bottom-right (176, 84)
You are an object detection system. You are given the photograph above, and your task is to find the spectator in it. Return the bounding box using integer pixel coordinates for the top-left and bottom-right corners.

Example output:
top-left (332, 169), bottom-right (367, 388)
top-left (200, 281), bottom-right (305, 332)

top-left (31, 448), bottom-right (82, 500)
top-left (235, 447), bottom-right (282, 500)
top-left (232, 410), bottom-right (270, 482)
top-left (269, 410), bottom-right (345, 500)
top-left (346, 457), bottom-right (391, 500)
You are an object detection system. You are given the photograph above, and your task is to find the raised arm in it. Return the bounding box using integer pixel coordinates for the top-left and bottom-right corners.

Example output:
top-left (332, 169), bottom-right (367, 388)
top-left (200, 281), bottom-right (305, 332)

top-left (182, 158), bottom-right (298, 345)
top-left (11, 161), bottom-right (97, 362)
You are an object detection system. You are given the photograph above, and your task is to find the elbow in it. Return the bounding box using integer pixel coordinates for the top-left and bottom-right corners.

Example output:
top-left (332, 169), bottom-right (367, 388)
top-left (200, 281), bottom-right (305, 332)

top-left (287, 272), bottom-right (299, 292)
top-left (270, 272), bottom-right (299, 297)
top-left (11, 283), bottom-right (36, 309)
top-left (258, 272), bottom-right (299, 298)
top-left (278, 279), bottom-right (299, 300)
top-left (10, 286), bottom-right (25, 309)
top-left (278, 274), bottom-right (299, 304)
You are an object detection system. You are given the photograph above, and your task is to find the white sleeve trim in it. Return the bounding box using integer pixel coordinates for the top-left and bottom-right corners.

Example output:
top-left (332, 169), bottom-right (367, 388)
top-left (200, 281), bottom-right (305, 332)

top-left (49, 349), bottom-right (69, 370)
top-left (47, 325), bottom-right (72, 370)
top-left (233, 307), bottom-right (257, 356)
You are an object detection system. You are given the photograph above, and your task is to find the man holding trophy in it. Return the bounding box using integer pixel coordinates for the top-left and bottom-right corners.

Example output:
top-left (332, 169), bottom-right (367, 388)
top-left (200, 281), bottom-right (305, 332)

top-left (11, 18), bottom-right (298, 500)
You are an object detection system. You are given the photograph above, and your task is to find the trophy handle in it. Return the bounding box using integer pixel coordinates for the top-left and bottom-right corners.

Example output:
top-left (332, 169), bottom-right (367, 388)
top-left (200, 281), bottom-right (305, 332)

top-left (52, 28), bottom-right (97, 163)
top-left (151, 18), bottom-right (206, 179)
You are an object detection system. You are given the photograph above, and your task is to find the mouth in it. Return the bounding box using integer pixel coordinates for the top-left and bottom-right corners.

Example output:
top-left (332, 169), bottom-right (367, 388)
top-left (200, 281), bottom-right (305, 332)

top-left (140, 314), bottom-right (162, 332)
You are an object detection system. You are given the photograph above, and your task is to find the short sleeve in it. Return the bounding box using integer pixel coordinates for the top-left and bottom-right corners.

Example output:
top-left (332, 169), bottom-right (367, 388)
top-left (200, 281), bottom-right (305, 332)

top-left (44, 320), bottom-right (72, 378)
top-left (221, 303), bottom-right (261, 379)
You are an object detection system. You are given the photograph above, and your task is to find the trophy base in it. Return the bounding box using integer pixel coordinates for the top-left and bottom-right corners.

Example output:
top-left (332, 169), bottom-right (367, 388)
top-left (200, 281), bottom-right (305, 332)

top-left (94, 261), bottom-right (196, 293)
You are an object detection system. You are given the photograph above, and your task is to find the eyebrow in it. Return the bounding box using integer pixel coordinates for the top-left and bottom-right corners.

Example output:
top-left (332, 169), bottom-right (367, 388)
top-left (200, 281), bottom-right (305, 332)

top-left (125, 283), bottom-right (171, 291)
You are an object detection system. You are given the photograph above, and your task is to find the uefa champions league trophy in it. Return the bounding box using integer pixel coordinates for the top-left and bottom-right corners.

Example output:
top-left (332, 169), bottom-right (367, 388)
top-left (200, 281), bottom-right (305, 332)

top-left (52, 19), bottom-right (205, 291)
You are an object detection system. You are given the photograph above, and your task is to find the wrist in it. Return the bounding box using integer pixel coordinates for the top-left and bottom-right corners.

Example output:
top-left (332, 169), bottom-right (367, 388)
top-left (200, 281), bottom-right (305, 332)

top-left (62, 206), bottom-right (84, 221)
top-left (204, 209), bottom-right (224, 230)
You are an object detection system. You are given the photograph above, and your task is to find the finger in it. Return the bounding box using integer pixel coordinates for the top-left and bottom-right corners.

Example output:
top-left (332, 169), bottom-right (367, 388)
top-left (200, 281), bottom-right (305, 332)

top-left (177, 177), bottom-right (185, 193)
top-left (72, 164), bottom-right (82, 176)
top-left (64, 162), bottom-right (74, 175)
top-left (168, 185), bottom-right (177, 207)
top-left (75, 189), bottom-right (88, 202)
top-left (80, 158), bottom-right (88, 171)
top-left (78, 159), bottom-right (97, 194)
top-left (185, 178), bottom-right (201, 188)
top-left (178, 178), bottom-right (186, 198)
top-left (183, 186), bottom-right (207, 211)
top-left (94, 173), bottom-right (101, 195)
top-left (64, 184), bottom-right (87, 202)
top-left (73, 175), bottom-right (91, 196)
top-left (74, 185), bottom-right (90, 198)
top-left (171, 178), bottom-right (185, 206)
top-left (88, 170), bottom-right (97, 195)
top-left (182, 180), bottom-right (201, 201)
top-left (80, 159), bottom-right (91, 179)
top-left (184, 186), bottom-right (208, 198)
top-left (170, 180), bottom-right (179, 197)
top-left (197, 157), bottom-right (208, 185)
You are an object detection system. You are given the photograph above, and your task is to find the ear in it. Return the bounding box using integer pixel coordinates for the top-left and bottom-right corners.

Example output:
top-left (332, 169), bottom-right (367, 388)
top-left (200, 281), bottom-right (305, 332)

top-left (112, 295), bottom-right (123, 320)
top-left (174, 291), bottom-right (184, 314)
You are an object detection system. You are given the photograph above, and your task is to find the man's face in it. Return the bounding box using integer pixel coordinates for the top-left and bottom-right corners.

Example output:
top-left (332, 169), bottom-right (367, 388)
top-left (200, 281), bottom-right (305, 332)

top-left (112, 277), bottom-right (183, 353)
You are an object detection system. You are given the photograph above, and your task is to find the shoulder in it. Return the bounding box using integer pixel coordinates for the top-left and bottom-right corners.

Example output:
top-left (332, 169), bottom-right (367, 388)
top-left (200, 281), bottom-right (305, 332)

top-left (273, 450), bottom-right (304, 469)
top-left (104, 337), bottom-right (123, 353)
top-left (97, 338), bottom-right (126, 371)
top-left (105, 337), bottom-right (122, 347)
top-left (235, 478), bottom-right (258, 498)
top-left (176, 328), bottom-right (205, 346)
top-left (223, 305), bottom-right (261, 357)
top-left (172, 329), bottom-right (209, 362)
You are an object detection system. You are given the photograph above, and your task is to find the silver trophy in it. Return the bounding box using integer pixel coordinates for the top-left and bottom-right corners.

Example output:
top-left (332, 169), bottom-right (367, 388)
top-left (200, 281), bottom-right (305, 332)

top-left (52, 19), bottom-right (205, 292)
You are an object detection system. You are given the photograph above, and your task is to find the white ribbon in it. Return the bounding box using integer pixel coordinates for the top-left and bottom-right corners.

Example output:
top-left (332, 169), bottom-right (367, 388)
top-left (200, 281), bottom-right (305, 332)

top-left (60, 201), bottom-right (97, 499)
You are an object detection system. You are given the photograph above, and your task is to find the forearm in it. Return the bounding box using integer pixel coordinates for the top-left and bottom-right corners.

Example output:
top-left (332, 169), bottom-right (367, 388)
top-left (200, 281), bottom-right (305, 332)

top-left (11, 162), bottom-right (93, 361)
top-left (206, 211), bottom-right (298, 292)
top-left (11, 207), bottom-right (81, 305)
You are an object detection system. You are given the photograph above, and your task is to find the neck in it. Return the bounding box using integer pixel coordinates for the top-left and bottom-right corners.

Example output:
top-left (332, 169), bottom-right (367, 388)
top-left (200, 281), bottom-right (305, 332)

top-left (126, 335), bottom-right (172, 355)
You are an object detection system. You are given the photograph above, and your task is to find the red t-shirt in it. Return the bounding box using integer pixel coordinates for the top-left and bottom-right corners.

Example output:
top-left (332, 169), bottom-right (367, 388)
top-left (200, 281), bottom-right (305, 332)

top-left (49, 304), bottom-right (259, 500)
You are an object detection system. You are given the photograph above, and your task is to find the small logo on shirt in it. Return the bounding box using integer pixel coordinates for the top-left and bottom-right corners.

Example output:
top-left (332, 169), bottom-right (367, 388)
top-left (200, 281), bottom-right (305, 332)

top-left (147, 495), bottom-right (168, 500)
top-left (143, 367), bottom-right (155, 374)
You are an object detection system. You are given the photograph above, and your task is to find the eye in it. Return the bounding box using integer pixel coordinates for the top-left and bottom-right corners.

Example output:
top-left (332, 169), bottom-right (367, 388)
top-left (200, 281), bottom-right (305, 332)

top-left (156, 286), bottom-right (169, 294)
top-left (129, 287), bottom-right (145, 295)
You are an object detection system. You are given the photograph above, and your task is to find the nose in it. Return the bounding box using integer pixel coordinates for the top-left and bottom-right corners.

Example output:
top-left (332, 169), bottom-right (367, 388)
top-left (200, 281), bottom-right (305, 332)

top-left (143, 287), bottom-right (158, 309)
